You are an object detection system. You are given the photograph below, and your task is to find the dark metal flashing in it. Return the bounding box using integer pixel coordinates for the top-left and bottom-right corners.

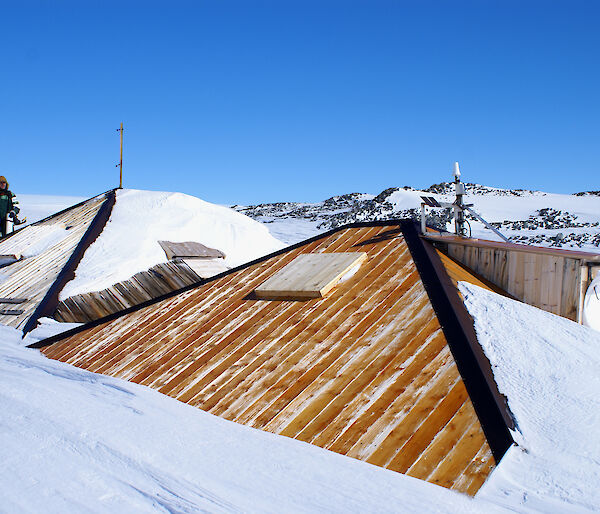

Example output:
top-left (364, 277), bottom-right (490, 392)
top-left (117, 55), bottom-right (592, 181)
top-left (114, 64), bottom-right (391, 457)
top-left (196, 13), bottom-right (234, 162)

top-left (400, 220), bottom-right (515, 462)
top-left (22, 190), bottom-right (117, 336)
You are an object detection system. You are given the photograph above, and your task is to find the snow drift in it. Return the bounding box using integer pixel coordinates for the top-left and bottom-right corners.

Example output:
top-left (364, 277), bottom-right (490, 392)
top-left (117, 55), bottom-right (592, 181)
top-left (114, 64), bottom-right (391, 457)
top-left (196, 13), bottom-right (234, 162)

top-left (460, 282), bottom-right (600, 512)
top-left (59, 189), bottom-right (285, 299)
top-left (0, 326), bottom-right (495, 513)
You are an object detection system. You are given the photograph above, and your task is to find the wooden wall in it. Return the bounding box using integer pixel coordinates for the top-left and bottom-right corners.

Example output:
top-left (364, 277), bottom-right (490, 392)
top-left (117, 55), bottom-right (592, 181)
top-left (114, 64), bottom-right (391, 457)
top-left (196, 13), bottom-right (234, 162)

top-left (445, 242), bottom-right (585, 321)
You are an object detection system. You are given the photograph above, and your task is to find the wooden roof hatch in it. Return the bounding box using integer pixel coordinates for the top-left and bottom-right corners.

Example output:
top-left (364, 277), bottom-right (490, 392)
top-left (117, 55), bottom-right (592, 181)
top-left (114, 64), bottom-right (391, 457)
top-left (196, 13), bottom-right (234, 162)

top-left (33, 220), bottom-right (514, 496)
top-left (158, 240), bottom-right (225, 260)
top-left (254, 252), bottom-right (367, 300)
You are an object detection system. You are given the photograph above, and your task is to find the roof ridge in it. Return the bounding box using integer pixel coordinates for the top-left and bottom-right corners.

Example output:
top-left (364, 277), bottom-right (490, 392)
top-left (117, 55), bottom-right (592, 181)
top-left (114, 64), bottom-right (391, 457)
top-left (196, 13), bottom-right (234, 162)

top-left (401, 219), bottom-right (515, 462)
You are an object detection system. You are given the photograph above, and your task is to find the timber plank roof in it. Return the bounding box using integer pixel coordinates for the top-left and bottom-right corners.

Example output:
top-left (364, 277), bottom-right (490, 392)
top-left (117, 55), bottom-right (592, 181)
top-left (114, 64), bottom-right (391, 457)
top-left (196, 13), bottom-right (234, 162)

top-left (35, 220), bottom-right (514, 496)
top-left (0, 191), bottom-right (115, 332)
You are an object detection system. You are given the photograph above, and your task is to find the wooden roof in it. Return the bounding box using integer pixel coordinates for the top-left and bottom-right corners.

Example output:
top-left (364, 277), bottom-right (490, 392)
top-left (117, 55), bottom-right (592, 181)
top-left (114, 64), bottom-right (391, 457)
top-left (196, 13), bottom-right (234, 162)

top-left (36, 221), bottom-right (513, 495)
top-left (0, 191), bottom-right (115, 332)
top-left (54, 259), bottom-right (203, 323)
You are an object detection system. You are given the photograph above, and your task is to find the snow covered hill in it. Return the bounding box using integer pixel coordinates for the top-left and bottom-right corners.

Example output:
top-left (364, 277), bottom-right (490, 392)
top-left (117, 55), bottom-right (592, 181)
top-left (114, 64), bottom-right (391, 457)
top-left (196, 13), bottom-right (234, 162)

top-left (2, 187), bottom-right (600, 512)
top-left (234, 184), bottom-right (600, 251)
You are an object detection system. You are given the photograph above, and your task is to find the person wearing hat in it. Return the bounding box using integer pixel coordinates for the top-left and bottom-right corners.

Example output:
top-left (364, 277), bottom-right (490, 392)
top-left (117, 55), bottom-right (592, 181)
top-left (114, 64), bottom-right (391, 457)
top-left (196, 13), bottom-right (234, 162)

top-left (0, 176), bottom-right (18, 237)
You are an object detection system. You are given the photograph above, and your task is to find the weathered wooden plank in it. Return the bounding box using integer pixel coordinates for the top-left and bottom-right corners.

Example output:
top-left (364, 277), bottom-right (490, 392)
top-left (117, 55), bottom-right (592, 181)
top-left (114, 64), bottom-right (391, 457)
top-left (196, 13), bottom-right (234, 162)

top-left (406, 400), bottom-right (477, 479)
top-left (158, 240), bottom-right (225, 260)
top-left (281, 293), bottom-right (436, 443)
top-left (0, 297), bottom-right (27, 304)
top-left (364, 365), bottom-right (461, 467)
top-left (192, 237), bottom-right (407, 414)
top-left (427, 418), bottom-right (489, 489)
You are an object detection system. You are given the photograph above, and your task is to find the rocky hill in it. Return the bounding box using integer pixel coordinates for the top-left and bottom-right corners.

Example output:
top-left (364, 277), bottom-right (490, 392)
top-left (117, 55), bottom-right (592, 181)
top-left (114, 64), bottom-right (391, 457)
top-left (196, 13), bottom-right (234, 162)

top-left (234, 183), bottom-right (600, 251)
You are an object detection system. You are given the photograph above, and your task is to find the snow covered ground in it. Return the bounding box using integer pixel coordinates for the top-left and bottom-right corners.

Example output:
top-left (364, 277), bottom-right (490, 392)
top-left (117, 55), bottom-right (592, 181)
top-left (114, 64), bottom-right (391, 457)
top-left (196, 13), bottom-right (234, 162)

top-left (1, 325), bottom-right (501, 514)
top-left (2, 189), bottom-right (600, 512)
top-left (1, 282), bottom-right (599, 512)
top-left (461, 283), bottom-right (600, 513)
top-left (237, 184), bottom-right (600, 252)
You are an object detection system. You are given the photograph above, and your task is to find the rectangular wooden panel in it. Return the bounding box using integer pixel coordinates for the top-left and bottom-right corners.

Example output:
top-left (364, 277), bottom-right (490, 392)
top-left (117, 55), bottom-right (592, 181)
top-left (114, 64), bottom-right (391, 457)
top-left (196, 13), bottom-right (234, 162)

top-left (158, 240), bottom-right (225, 259)
top-left (254, 252), bottom-right (367, 299)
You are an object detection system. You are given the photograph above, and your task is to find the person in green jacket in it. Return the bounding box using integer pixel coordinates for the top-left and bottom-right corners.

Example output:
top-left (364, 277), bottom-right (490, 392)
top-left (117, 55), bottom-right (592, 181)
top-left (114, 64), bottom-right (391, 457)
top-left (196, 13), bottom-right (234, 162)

top-left (0, 176), bottom-right (18, 237)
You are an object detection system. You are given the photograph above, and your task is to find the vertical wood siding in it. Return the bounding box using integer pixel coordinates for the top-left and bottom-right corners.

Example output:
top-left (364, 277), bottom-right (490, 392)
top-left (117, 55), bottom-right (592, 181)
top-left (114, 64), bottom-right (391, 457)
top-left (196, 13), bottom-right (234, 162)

top-left (447, 243), bottom-right (581, 320)
top-left (54, 260), bottom-right (202, 323)
top-left (42, 226), bottom-right (496, 495)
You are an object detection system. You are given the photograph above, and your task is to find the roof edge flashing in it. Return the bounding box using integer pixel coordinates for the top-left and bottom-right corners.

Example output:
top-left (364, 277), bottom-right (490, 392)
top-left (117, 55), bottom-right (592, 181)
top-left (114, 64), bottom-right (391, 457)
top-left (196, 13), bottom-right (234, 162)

top-left (401, 220), bottom-right (515, 463)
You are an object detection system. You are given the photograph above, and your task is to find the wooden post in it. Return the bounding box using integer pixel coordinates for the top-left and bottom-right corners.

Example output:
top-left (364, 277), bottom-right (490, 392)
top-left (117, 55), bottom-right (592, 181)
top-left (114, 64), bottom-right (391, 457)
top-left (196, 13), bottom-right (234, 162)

top-left (577, 262), bottom-right (589, 324)
top-left (118, 122), bottom-right (123, 189)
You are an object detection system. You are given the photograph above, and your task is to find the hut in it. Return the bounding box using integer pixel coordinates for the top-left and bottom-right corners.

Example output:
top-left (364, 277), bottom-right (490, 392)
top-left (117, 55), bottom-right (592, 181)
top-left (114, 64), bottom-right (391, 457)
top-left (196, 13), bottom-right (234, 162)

top-left (33, 220), bottom-right (515, 496)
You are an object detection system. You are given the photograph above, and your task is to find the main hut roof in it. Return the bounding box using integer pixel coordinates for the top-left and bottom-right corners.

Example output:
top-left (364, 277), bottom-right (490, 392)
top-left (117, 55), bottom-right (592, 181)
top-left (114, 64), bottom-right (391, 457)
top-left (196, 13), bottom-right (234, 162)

top-left (33, 220), bottom-right (514, 495)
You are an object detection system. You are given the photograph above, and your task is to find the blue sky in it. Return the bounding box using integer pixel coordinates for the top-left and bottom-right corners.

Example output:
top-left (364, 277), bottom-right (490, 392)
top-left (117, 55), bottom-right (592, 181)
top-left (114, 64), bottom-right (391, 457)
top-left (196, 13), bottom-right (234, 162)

top-left (1, 1), bottom-right (598, 204)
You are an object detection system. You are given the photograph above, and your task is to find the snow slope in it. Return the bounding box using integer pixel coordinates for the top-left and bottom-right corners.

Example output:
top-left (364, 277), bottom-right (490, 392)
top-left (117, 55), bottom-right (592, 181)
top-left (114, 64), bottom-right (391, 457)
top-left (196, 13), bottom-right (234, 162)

top-left (2, 192), bottom-right (600, 512)
top-left (0, 327), bottom-right (501, 514)
top-left (51, 189), bottom-right (285, 299)
top-left (3, 281), bottom-right (599, 512)
top-left (460, 283), bottom-right (600, 513)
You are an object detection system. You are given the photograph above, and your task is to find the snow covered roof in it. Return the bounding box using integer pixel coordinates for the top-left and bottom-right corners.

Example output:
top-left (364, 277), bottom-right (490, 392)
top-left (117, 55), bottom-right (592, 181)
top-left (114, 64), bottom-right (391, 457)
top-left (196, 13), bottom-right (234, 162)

top-left (0, 188), bottom-right (284, 333)
top-left (0, 190), bottom-right (115, 333)
top-left (33, 220), bottom-right (515, 496)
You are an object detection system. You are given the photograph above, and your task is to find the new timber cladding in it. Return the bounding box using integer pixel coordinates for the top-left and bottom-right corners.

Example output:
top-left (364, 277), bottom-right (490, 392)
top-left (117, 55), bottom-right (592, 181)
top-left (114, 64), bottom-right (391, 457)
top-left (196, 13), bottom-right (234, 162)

top-left (39, 222), bottom-right (510, 495)
top-left (0, 192), bottom-right (114, 331)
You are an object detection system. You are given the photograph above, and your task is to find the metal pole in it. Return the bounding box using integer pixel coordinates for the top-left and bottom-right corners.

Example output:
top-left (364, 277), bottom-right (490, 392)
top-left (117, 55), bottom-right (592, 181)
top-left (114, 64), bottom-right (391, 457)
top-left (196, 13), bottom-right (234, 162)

top-left (119, 122), bottom-right (123, 189)
top-left (453, 162), bottom-right (467, 237)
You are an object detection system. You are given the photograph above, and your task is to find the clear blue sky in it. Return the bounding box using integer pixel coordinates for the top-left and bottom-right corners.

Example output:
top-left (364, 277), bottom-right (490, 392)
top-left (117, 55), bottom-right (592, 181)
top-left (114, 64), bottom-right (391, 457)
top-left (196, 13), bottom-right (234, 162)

top-left (1, 0), bottom-right (598, 204)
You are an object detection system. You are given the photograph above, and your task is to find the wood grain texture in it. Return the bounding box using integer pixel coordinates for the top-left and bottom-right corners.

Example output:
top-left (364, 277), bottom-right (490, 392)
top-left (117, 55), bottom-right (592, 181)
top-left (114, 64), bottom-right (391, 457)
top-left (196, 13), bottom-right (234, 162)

top-left (158, 240), bottom-right (225, 259)
top-left (54, 260), bottom-right (203, 323)
top-left (446, 240), bottom-right (586, 321)
top-left (42, 225), bottom-right (495, 495)
top-left (254, 252), bottom-right (367, 299)
top-left (0, 196), bottom-right (106, 329)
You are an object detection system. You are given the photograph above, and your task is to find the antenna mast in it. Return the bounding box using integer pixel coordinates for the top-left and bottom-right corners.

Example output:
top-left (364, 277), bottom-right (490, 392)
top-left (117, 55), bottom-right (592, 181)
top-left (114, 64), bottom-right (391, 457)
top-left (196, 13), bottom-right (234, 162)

top-left (116, 122), bottom-right (124, 188)
top-left (419, 162), bottom-right (510, 243)
top-left (453, 162), bottom-right (467, 236)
